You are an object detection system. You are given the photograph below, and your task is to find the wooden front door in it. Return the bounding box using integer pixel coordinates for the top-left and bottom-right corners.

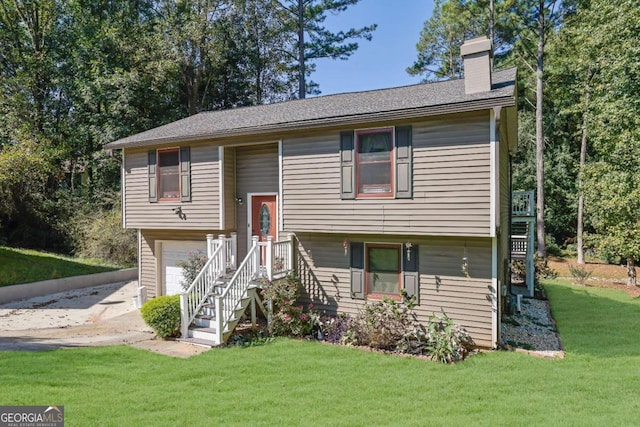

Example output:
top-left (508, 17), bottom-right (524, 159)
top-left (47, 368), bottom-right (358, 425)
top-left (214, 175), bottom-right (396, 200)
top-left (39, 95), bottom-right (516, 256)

top-left (251, 195), bottom-right (277, 243)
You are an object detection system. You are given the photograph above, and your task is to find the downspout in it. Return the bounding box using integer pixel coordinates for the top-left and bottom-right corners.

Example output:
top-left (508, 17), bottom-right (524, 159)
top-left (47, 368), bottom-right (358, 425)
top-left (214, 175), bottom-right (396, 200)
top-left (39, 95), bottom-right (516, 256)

top-left (490, 108), bottom-right (499, 348)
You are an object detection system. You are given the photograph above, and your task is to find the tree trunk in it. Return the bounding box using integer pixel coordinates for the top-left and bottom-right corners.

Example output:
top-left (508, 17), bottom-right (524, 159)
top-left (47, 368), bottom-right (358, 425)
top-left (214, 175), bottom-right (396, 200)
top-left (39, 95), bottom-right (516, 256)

top-left (576, 72), bottom-right (591, 265)
top-left (535, 0), bottom-right (546, 258)
top-left (297, 0), bottom-right (306, 99)
top-left (627, 257), bottom-right (637, 287)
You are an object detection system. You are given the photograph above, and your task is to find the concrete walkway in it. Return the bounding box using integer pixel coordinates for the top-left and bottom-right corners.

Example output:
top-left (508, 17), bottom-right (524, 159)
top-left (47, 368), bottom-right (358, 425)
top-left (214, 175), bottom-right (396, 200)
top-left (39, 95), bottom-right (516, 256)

top-left (0, 281), bottom-right (209, 358)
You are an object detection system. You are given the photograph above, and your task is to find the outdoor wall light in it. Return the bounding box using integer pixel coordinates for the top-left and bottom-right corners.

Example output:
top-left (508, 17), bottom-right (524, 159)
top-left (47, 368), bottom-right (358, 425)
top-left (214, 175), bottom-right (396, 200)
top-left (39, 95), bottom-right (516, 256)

top-left (343, 239), bottom-right (349, 256)
top-left (405, 242), bottom-right (413, 261)
top-left (235, 196), bottom-right (244, 205)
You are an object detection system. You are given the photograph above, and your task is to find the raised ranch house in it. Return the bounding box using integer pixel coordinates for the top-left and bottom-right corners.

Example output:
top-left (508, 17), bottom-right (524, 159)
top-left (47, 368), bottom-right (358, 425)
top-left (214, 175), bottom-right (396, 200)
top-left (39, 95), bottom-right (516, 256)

top-left (105, 37), bottom-right (518, 349)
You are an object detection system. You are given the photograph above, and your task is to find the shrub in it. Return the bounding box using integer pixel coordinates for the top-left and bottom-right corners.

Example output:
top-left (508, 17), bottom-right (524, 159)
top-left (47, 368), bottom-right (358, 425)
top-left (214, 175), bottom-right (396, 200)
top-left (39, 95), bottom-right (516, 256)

top-left (344, 297), bottom-right (419, 351)
top-left (340, 297), bottom-right (474, 363)
top-left (425, 310), bottom-right (474, 363)
top-left (177, 250), bottom-right (207, 290)
top-left (319, 313), bottom-right (351, 344)
top-left (568, 264), bottom-right (593, 286)
top-left (140, 295), bottom-right (181, 338)
top-left (261, 274), bottom-right (319, 337)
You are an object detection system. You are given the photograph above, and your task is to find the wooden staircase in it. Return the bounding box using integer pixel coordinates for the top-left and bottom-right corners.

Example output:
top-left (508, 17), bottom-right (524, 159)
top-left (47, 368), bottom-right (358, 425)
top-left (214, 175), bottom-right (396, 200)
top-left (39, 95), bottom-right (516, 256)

top-left (179, 234), bottom-right (293, 347)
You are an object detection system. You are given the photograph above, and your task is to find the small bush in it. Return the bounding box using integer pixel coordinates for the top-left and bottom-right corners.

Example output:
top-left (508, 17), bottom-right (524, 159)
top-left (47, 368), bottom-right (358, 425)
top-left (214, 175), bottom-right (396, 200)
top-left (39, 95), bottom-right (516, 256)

top-left (425, 310), bottom-right (474, 363)
top-left (177, 250), bottom-right (207, 290)
top-left (568, 264), bottom-right (593, 285)
top-left (140, 295), bottom-right (181, 338)
top-left (344, 297), bottom-right (418, 351)
top-left (319, 313), bottom-right (351, 344)
top-left (261, 274), bottom-right (319, 337)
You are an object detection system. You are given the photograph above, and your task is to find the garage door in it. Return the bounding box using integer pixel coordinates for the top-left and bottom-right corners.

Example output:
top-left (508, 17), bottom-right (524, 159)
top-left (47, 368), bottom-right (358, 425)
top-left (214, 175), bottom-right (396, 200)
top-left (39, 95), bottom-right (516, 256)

top-left (161, 241), bottom-right (208, 296)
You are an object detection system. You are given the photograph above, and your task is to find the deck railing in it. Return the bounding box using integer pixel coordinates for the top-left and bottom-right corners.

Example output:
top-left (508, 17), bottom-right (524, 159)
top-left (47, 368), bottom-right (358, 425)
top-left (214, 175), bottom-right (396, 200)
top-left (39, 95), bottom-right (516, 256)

top-left (215, 237), bottom-right (262, 343)
top-left (512, 191), bottom-right (535, 217)
top-left (257, 234), bottom-right (294, 280)
top-left (180, 240), bottom-right (226, 338)
top-left (511, 234), bottom-right (528, 259)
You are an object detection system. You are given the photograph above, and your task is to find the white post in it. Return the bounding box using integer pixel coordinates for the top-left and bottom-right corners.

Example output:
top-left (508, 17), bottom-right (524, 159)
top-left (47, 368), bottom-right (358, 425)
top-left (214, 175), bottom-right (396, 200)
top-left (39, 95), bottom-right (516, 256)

top-left (266, 236), bottom-right (273, 281)
top-left (215, 295), bottom-right (223, 345)
top-left (287, 233), bottom-right (295, 272)
top-left (218, 234), bottom-right (226, 273)
top-left (180, 293), bottom-right (189, 338)
top-left (206, 234), bottom-right (214, 259)
top-left (251, 236), bottom-right (260, 279)
top-left (230, 232), bottom-right (238, 269)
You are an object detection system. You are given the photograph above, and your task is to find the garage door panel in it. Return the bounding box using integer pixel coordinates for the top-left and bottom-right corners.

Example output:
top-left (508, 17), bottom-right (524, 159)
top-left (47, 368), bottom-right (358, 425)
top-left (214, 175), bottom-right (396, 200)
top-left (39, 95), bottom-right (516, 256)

top-left (161, 241), bottom-right (207, 296)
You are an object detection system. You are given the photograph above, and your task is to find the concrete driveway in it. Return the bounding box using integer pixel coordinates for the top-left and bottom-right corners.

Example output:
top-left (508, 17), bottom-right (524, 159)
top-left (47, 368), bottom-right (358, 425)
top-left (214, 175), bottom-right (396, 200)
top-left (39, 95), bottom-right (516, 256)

top-left (0, 281), bottom-right (208, 358)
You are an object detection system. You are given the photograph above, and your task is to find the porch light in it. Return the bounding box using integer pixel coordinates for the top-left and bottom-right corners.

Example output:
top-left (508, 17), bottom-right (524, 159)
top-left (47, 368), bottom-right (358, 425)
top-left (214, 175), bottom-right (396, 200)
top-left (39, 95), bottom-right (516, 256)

top-left (405, 242), bottom-right (413, 261)
top-left (343, 239), bottom-right (348, 256)
top-left (235, 196), bottom-right (244, 205)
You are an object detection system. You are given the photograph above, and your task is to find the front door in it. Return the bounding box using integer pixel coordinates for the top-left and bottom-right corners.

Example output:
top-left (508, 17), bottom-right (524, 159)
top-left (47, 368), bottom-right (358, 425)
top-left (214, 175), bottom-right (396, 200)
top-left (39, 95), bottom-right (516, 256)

top-left (251, 195), bottom-right (277, 244)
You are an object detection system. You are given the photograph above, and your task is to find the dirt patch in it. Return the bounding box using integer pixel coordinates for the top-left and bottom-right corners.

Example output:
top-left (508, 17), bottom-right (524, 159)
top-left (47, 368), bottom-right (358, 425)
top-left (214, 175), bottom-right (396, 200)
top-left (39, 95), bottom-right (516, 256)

top-left (547, 258), bottom-right (640, 298)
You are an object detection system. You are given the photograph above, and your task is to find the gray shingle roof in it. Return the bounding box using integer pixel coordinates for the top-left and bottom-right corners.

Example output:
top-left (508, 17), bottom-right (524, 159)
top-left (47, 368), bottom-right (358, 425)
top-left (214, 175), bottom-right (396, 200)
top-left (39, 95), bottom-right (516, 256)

top-left (105, 67), bottom-right (517, 149)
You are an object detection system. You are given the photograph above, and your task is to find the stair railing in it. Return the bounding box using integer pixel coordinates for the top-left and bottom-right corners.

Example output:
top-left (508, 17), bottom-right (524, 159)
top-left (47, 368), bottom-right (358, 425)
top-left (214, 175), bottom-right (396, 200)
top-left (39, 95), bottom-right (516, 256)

top-left (214, 236), bottom-right (261, 343)
top-left (180, 236), bottom-right (226, 338)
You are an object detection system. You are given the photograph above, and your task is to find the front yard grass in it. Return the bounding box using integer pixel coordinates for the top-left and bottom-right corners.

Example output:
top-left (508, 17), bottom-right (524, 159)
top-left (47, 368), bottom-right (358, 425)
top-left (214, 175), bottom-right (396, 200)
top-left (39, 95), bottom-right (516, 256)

top-left (1, 279), bottom-right (639, 426)
top-left (0, 247), bottom-right (119, 287)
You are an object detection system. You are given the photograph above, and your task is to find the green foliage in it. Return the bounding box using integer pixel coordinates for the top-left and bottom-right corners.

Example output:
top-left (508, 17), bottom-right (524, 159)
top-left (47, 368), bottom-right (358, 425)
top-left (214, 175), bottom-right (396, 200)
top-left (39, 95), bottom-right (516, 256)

top-left (343, 297), bottom-right (474, 363)
top-left (407, 0), bottom-right (491, 81)
top-left (426, 310), bottom-right (474, 363)
top-left (262, 274), bottom-right (319, 337)
top-left (276, 0), bottom-right (376, 97)
top-left (177, 250), bottom-right (207, 290)
top-left (345, 297), bottom-right (419, 351)
top-left (140, 295), bottom-right (181, 339)
top-left (568, 264), bottom-right (592, 286)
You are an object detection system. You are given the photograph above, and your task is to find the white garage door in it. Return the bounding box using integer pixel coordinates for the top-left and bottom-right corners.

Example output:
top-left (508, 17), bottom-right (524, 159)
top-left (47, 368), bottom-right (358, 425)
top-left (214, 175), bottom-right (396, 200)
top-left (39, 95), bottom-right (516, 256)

top-left (161, 241), bottom-right (208, 296)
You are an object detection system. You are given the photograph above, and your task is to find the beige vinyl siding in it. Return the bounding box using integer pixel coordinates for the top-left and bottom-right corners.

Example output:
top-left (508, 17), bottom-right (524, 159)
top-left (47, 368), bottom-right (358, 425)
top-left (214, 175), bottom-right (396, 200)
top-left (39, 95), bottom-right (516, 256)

top-left (282, 111), bottom-right (491, 237)
top-left (123, 145), bottom-right (220, 229)
top-left (139, 229), bottom-right (217, 298)
top-left (295, 233), bottom-right (495, 348)
top-left (223, 147), bottom-right (236, 229)
top-left (235, 143), bottom-right (279, 258)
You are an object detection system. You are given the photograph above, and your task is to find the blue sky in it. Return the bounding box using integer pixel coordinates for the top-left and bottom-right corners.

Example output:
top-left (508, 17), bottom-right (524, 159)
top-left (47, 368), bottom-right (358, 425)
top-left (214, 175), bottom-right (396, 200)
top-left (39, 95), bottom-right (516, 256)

top-left (311, 0), bottom-right (435, 96)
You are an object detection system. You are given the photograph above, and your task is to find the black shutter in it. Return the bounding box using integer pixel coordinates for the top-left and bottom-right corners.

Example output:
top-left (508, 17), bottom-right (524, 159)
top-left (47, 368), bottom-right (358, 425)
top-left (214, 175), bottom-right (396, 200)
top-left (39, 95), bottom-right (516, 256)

top-left (350, 242), bottom-right (365, 299)
top-left (180, 147), bottom-right (191, 202)
top-left (403, 244), bottom-right (419, 304)
top-left (395, 125), bottom-right (413, 199)
top-left (340, 131), bottom-right (356, 199)
top-left (148, 150), bottom-right (157, 203)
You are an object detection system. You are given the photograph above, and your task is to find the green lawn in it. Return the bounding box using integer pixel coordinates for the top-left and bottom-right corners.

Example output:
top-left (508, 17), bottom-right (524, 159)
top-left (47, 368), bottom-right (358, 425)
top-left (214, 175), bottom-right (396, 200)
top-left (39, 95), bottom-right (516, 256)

top-left (0, 247), bottom-right (119, 286)
top-left (1, 280), bottom-right (639, 426)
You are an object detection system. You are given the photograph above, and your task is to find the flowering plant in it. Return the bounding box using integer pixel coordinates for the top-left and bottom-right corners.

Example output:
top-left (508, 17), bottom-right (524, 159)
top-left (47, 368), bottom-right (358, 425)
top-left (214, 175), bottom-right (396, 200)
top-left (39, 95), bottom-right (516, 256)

top-left (261, 274), bottom-right (319, 337)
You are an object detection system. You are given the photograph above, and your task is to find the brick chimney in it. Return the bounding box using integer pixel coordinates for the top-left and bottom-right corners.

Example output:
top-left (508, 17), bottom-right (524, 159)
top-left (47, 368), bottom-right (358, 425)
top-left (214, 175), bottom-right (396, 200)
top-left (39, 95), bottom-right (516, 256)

top-left (460, 37), bottom-right (493, 94)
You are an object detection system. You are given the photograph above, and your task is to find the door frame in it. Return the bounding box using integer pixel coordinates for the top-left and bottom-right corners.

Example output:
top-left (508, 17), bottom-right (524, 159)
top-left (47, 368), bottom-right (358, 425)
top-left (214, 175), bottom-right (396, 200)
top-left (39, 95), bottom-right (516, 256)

top-left (246, 192), bottom-right (279, 253)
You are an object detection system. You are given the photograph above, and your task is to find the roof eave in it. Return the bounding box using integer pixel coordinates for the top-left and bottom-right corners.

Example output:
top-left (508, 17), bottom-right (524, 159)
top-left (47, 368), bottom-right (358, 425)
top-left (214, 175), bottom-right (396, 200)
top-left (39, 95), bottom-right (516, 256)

top-left (104, 95), bottom-right (515, 150)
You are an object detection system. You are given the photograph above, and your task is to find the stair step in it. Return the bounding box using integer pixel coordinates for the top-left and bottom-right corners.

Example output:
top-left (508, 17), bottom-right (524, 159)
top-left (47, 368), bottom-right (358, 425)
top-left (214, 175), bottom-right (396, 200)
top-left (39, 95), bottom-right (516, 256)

top-left (176, 337), bottom-right (215, 348)
top-left (189, 326), bottom-right (219, 342)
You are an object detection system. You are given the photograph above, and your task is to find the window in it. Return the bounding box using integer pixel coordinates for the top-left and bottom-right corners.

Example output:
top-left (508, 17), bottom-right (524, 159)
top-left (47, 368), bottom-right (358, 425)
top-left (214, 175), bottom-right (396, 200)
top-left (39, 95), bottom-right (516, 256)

top-left (350, 241), bottom-right (419, 303)
top-left (366, 244), bottom-right (401, 298)
top-left (158, 149), bottom-right (180, 200)
top-left (356, 128), bottom-right (394, 197)
top-left (340, 126), bottom-right (412, 200)
top-left (148, 147), bottom-right (191, 203)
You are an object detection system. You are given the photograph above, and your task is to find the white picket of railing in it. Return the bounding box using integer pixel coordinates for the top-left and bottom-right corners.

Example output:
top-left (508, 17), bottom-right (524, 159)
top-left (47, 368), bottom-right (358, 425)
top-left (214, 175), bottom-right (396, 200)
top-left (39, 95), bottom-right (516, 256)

top-left (271, 237), bottom-right (293, 279)
top-left (215, 237), bottom-right (261, 343)
top-left (180, 241), bottom-right (226, 338)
